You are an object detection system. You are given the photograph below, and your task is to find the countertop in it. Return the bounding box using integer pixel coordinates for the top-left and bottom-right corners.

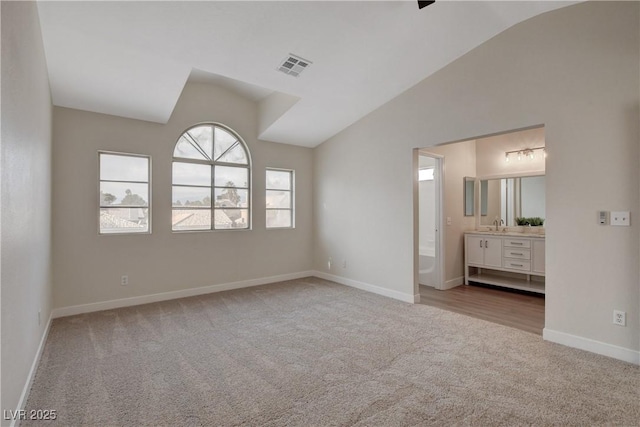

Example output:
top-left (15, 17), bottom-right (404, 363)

top-left (465, 229), bottom-right (545, 238)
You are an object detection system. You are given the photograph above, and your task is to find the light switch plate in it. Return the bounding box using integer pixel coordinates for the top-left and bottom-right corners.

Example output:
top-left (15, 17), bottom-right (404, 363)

top-left (610, 211), bottom-right (630, 226)
top-left (598, 211), bottom-right (609, 225)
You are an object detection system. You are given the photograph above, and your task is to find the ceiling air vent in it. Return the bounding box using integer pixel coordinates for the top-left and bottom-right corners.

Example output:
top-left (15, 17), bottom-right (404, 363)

top-left (277, 54), bottom-right (312, 77)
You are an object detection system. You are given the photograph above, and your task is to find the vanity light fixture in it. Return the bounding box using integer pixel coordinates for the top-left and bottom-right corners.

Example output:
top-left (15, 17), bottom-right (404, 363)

top-left (504, 146), bottom-right (545, 162)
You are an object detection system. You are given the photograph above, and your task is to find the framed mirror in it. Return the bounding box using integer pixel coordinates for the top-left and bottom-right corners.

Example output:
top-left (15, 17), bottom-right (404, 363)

top-left (480, 175), bottom-right (545, 226)
top-left (464, 177), bottom-right (475, 216)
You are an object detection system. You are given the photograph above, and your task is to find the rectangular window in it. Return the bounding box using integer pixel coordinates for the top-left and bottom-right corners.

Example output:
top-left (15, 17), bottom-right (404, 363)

top-left (99, 152), bottom-right (150, 234)
top-left (171, 163), bottom-right (250, 231)
top-left (418, 167), bottom-right (434, 181)
top-left (266, 168), bottom-right (294, 229)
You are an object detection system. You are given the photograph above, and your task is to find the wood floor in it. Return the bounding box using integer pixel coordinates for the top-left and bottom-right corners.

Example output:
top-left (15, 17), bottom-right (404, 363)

top-left (419, 283), bottom-right (545, 335)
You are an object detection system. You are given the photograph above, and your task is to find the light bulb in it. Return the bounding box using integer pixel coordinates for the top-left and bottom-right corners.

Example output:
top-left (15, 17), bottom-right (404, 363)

top-left (529, 150), bottom-right (534, 160)
top-left (505, 153), bottom-right (510, 162)
top-left (517, 151), bottom-right (522, 161)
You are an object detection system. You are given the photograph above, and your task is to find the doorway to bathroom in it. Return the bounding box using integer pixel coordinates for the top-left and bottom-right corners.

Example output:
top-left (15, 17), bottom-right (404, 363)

top-left (414, 126), bottom-right (546, 335)
top-left (417, 152), bottom-right (443, 289)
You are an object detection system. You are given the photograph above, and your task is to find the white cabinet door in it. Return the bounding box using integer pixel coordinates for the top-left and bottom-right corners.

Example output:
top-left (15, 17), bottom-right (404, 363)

top-left (467, 236), bottom-right (485, 265)
top-left (532, 240), bottom-right (545, 274)
top-left (483, 237), bottom-right (503, 268)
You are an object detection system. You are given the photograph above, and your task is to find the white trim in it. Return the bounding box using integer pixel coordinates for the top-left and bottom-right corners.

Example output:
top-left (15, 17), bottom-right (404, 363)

top-left (52, 271), bottom-right (314, 318)
top-left (441, 276), bottom-right (464, 290)
top-left (313, 271), bottom-right (415, 304)
top-left (415, 151), bottom-right (445, 292)
top-left (543, 328), bottom-right (639, 365)
top-left (435, 156), bottom-right (445, 291)
top-left (11, 315), bottom-right (53, 427)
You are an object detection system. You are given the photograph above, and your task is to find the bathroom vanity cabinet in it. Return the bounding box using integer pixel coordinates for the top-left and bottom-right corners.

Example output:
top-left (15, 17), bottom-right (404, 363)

top-left (464, 232), bottom-right (545, 294)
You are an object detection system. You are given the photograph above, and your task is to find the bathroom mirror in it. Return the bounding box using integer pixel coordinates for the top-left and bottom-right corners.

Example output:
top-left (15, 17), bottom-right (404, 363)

top-left (464, 177), bottom-right (475, 216)
top-left (480, 175), bottom-right (545, 226)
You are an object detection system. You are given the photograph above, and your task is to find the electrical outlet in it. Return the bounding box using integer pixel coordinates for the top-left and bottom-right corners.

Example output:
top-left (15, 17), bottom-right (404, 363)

top-left (121, 275), bottom-right (129, 286)
top-left (327, 257), bottom-right (332, 271)
top-left (610, 211), bottom-right (630, 226)
top-left (613, 310), bottom-right (626, 326)
top-left (342, 259), bottom-right (347, 269)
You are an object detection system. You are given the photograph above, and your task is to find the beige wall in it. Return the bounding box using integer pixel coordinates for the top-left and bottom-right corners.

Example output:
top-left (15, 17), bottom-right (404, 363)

top-left (476, 127), bottom-right (545, 178)
top-left (421, 141), bottom-right (476, 287)
top-left (1, 1), bottom-right (53, 418)
top-left (313, 2), bottom-right (639, 354)
top-left (52, 83), bottom-right (313, 309)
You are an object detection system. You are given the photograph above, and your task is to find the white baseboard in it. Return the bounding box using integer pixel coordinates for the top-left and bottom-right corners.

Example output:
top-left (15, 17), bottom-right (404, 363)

top-left (312, 271), bottom-right (415, 304)
top-left (52, 271), bottom-right (315, 318)
top-left (11, 315), bottom-right (53, 427)
top-left (543, 328), bottom-right (639, 365)
top-left (441, 276), bottom-right (464, 290)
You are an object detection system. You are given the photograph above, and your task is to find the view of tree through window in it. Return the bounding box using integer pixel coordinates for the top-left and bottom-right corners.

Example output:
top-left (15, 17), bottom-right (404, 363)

top-left (266, 169), bottom-right (294, 228)
top-left (172, 124), bottom-right (251, 231)
top-left (99, 152), bottom-right (150, 234)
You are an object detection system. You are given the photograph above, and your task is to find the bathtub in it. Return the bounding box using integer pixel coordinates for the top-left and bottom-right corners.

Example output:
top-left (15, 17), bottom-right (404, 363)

top-left (419, 240), bottom-right (436, 287)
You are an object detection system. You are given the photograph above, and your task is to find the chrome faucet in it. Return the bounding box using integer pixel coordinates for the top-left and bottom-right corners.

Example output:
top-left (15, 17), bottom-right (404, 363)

top-left (493, 218), bottom-right (505, 231)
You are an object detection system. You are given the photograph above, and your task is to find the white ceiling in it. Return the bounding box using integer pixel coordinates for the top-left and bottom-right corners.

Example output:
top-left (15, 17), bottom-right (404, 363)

top-left (37, 1), bottom-right (576, 148)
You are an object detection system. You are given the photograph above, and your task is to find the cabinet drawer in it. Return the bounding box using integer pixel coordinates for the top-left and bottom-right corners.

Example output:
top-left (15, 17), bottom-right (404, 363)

top-left (503, 248), bottom-right (531, 259)
top-left (504, 238), bottom-right (531, 248)
top-left (503, 259), bottom-right (531, 271)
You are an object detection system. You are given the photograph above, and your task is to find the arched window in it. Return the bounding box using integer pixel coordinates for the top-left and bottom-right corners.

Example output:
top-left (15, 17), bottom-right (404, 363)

top-left (172, 123), bottom-right (251, 231)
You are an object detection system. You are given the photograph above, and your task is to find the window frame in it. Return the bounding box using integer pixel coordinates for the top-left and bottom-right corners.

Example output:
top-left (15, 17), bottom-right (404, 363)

top-left (171, 122), bottom-right (252, 232)
top-left (265, 168), bottom-right (295, 229)
top-left (98, 150), bottom-right (152, 235)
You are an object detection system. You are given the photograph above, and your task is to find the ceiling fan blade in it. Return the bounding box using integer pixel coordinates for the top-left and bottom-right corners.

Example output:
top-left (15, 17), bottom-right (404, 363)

top-left (418, 1), bottom-right (435, 9)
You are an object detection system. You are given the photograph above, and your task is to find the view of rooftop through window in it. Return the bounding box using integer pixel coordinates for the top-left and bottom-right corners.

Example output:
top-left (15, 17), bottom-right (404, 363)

top-left (266, 169), bottom-right (294, 228)
top-left (99, 152), bottom-right (150, 234)
top-left (172, 124), bottom-right (251, 231)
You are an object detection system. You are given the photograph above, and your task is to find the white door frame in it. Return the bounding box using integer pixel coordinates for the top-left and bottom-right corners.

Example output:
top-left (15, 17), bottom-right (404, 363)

top-left (415, 150), bottom-right (445, 294)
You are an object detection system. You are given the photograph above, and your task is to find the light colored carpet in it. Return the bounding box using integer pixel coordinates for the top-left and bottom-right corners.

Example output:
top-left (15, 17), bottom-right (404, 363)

top-left (25, 277), bottom-right (639, 426)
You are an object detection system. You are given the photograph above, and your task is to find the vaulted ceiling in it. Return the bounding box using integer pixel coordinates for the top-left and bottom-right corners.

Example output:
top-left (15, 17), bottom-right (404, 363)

top-left (37, 1), bottom-right (576, 147)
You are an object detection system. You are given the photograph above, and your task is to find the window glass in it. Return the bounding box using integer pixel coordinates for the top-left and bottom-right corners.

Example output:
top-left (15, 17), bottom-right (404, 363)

top-left (172, 187), bottom-right (211, 207)
top-left (213, 128), bottom-right (240, 160)
top-left (217, 144), bottom-right (248, 164)
top-left (266, 210), bottom-right (292, 229)
top-left (214, 188), bottom-right (249, 207)
top-left (265, 170), bottom-right (292, 190)
top-left (100, 153), bottom-right (148, 182)
top-left (266, 190), bottom-right (291, 209)
top-left (99, 152), bottom-right (150, 234)
top-left (214, 166), bottom-right (249, 188)
top-left (172, 163), bottom-right (211, 186)
top-left (184, 125), bottom-right (213, 160)
top-left (266, 169), bottom-right (294, 229)
top-left (172, 209), bottom-right (211, 231)
top-left (172, 124), bottom-right (251, 231)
